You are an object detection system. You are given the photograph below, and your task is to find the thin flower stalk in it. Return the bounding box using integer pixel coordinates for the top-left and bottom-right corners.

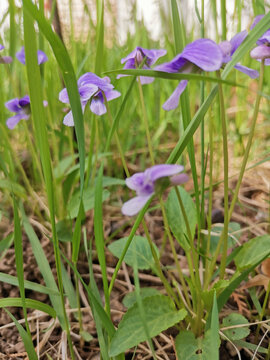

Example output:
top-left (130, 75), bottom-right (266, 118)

top-left (103, 93), bottom-right (130, 177)
top-left (137, 77), bottom-right (155, 166)
top-left (85, 112), bottom-right (96, 187)
top-left (203, 103), bottom-right (214, 288)
top-left (159, 196), bottom-right (192, 309)
top-left (216, 69), bottom-right (229, 280)
top-left (205, 60), bottom-right (265, 289)
top-left (142, 219), bottom-right (182, 309)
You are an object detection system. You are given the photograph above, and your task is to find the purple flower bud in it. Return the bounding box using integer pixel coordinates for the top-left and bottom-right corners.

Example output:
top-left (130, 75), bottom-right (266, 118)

top-left (117, 46), bottom-right (167, 85)
top-left (122, 164), bottom-right (186, 216)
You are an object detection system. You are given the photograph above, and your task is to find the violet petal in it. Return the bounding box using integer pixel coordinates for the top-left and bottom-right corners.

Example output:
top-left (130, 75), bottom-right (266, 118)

top-left (181, 38), bottom-right (223, 71)
top-left (0, 56), bottom-right (13, 64)
top-left (79, 84), bottom-right (99, 102)
top-left (37, 50), bottom-right (48, 64)
top-left (234, 63), bottom-right (259, 78)
top-left (18, 95), bottom-right (30, 107)
top-left (230, 30), bottom-right (248, 54)
top-left (155, 54), bottom-right (188, 73)
top-left (90, 97), bottom-right (107, 115)
top-left (147, 164), bottom-right (184, 182)
top-left (121, 195), bottom-right (152, 216)
top-left (6, 114), bottom-right (29, 129)
top-left (16, 46), bottom-right (26, 64)
top-left (5, 98), bottom-right (21, 112)
top-left (162, 80), bottom-right (188, 111)
top-left (250, 45), bottom-right (270, 60)
top-left (126, 173), bottom-right (145, 191)
top-left (63, 110), bottom-right (74, 127)
top-left (104, 89), bottom-right (121, 101)
top-left (170, 173), bottom-right (189, 185)
top-left (59, 88), bottom-right (69, 103)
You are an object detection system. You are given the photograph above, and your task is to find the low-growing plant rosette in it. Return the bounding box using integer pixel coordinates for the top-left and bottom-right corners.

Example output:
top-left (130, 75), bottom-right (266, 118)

top-left (122, 164), bottom-right (188, 216)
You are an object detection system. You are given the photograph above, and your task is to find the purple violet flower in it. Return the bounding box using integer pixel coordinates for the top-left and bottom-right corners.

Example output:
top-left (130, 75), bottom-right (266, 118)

top-left (5, 96), bottom-right (47, 129)
top-left (59, 72), bottom-right (121, 126)
top-left (219, 31), bottom-right (259, 78)
top-left (122, 164), bottom-right (188, 216)
top-left (250, 15), bottom-right (270, 65)
top-left (5, 96), bottom-right (31, 129)
top-left (0, 44), bottom-right (12, 64)
top-left (155, 39), bottom-right (223, 111)
top-left (16, 46), bottom-right (48, 65)
top-left (117, 46), bottom-right (167, 85)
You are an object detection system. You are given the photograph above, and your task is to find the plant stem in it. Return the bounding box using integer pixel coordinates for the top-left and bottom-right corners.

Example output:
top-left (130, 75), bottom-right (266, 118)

top-left (204, 103), bottom-right (214, 288)
top-left (205, 61), bottom-right (265, 288)
top-left (137, 78), bottom-right (155, 166)
top-left (216, 70), bottom-right (229, 280)
top-left (228, 60), bottom-right (265, 220)
top-left (159, 197), bottom-right (192, 309)
top-left (103, 95), bottom-right (130, 177)
top-left (85, 113), bottom-right (96, 187)
top-left (142, 220), bottom-right (182, 308)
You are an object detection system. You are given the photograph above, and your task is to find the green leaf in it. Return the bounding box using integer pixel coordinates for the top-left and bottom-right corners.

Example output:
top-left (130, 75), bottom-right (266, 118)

top-left (235, 235), bottom-right (270, 270)
top-left (221, 313), bottom-right (250, 340)
top-left (165, 187), bottom-right (196, 251)
top-left (175, 328), bottom-right (220, 360)
top-left (80, 330), bottom-right (93, 342)
top-left (56, 220), bottom-right (73, 242)
top-left (68, 187), bottom-right (110, 219)
top-left (209, 222), bottom-right (240, 255)
top-left (0, 298), bottom-right (56, 318)
top-left (4, 309), bottom-right (38, 360)
top-left (109, 295), bottom-right (187, 356)
top-left (108, 236), bottom-right (159, 270)
top-left (123, 288), bottom-right (161, 309)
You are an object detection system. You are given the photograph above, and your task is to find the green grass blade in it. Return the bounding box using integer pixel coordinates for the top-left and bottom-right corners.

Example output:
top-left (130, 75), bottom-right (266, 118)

top-left (107, 70), bottom-right (243, 87)
top-left (22, 209), bottom-right (65, 327)
top-left (62, 254), bottom-right (116, 338)
top-left (4, 309), bottom-right (38, 360)
top-left (1, 298), bottom-right (56, 318)
top-left (217, 249), bottom-right (270, 311)
top-left (13, 197), bottom-right (31, 336)
top-left (105, 76), bottom-right (137, 152)
top-left (23, 0), bottom-right (85, 193)
top-left (94, 163), bottom-right (110, 313)
top-left (0, 272), bottom-right (59, 296)
top-left (170, 0), bottom-right (184, 52)
top-left (95, 0), bottom-right (104, 75)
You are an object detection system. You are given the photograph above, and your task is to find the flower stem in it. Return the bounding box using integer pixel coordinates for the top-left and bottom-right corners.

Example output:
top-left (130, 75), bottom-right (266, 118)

top-left (228, 60), bottom-right (265, 220)
top-left (205, 61), bottom-right (265, 288)
top-left (103, 95), bottom-right (130, 177)
top-left (137, 78), bottom-right (155, 166)
top-left (159, 196), bottom-right (192, 309)
top-left (142, 219), bottom-right (182, 308)
top-left (85, 113), bottom-right (96, 187)
top-left (203, 103), bottom-right (214, 289)
top-left (216, 70), bottom-right (229, 280)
